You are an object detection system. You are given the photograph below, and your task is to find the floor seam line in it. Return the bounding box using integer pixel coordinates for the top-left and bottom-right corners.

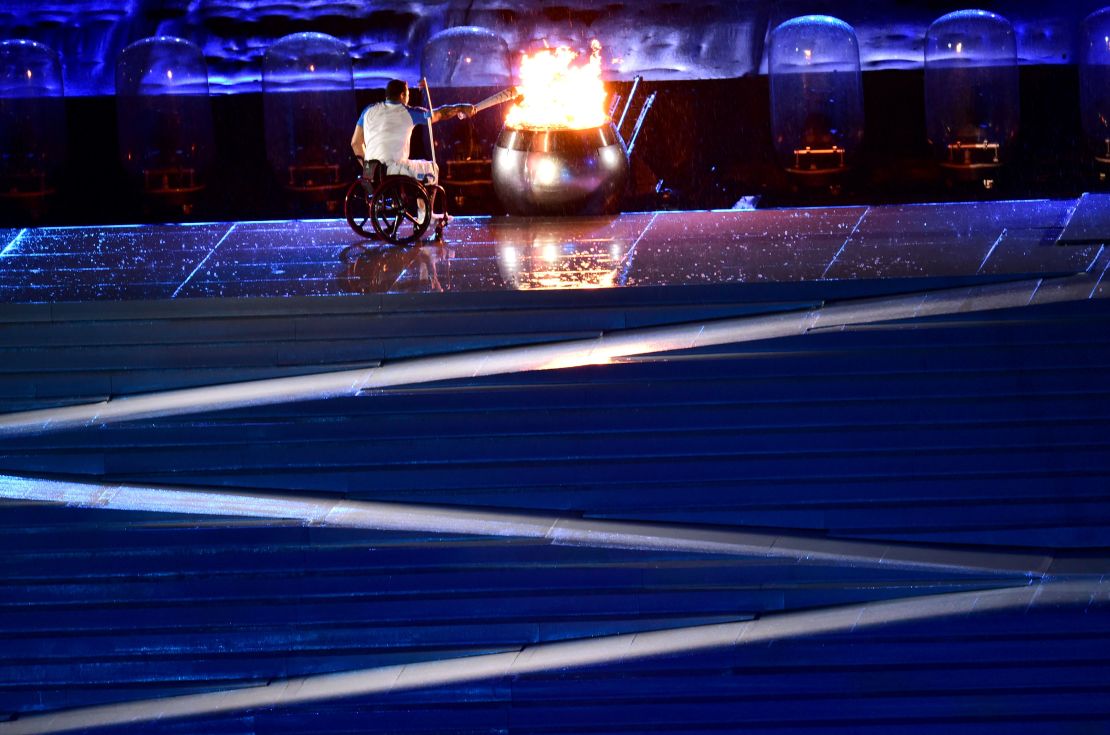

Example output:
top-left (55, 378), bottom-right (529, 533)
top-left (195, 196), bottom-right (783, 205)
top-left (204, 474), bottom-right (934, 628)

top-left (820, 207), bottom-right (869, 279)
top-left (172, 223), bottom-right (237, 298)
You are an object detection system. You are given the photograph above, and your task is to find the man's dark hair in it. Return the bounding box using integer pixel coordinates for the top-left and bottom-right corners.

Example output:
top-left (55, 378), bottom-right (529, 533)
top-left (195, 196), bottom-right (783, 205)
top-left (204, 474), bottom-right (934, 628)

top-left (385, 79), bottom-right (408, 102)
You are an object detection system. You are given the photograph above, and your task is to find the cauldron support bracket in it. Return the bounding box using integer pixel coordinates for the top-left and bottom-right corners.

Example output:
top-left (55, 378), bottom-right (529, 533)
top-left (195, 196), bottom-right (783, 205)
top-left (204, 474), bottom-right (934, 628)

top-left (617, 75), bottom-right (642, 134)
top-left (627, 91), bottom-right (656, 157)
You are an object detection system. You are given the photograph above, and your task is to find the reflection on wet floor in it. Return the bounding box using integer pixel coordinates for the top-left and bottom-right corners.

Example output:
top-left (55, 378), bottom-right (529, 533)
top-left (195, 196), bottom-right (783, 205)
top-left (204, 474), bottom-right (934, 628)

top-left (338, 242), bottom-right (453, 295)
top-left (0, 196), bottom-right (1106, 303)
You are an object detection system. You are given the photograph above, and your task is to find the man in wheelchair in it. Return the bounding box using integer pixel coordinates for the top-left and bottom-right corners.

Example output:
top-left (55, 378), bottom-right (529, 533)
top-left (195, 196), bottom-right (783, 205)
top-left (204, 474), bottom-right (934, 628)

top-left (351, 79), bottom-right (474, 188)
top-left (346, 79), bottom-right (475, 243)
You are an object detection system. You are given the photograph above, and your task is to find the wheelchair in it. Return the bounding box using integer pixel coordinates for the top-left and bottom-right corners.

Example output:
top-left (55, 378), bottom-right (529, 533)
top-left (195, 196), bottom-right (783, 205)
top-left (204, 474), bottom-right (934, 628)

top-left (344, 159), bottom-right (450, 244)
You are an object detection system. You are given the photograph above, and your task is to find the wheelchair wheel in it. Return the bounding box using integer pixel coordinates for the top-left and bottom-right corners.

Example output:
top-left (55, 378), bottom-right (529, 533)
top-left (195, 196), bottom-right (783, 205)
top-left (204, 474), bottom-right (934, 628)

top-left (344, 180), bottom-right (374, 238)
top-left (371, 177), bottom-right (431, 244)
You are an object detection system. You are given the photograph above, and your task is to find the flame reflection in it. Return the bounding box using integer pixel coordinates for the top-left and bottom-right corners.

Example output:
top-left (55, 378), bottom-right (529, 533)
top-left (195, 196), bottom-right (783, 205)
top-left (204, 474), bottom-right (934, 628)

top-left (493, 219), bottom-right (630, 290)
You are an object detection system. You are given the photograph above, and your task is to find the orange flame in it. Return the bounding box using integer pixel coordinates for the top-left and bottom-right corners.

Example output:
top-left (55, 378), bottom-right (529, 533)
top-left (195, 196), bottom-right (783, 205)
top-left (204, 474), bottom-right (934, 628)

top-left (505, 40), bottom-right (609, 131)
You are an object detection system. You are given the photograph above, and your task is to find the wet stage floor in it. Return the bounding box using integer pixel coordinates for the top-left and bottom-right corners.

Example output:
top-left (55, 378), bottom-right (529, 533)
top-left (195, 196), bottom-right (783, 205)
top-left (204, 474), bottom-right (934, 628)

top-left (0, 196), bottom-right (1107, 303)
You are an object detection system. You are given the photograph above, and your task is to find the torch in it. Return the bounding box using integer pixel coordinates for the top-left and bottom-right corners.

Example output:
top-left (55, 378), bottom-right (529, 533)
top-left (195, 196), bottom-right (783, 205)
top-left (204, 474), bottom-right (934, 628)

top-left (460, 86), bottom-right (521, 119)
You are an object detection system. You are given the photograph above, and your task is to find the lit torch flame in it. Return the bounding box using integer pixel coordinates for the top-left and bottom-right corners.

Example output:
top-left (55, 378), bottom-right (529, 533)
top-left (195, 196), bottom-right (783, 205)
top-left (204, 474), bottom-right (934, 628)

top-left (505, 39), bottom-right (608, 131)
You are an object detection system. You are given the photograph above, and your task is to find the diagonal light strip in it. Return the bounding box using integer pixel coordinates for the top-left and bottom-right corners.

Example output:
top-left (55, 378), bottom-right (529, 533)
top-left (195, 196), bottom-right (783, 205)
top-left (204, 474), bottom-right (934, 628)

top-left (1056, 195), bottom-right (1084, 243)
top-left (616, 210), bottom-right (658, 287)
top-left (0, 271), bottom-right (1103, 439)
top-left (171, 223), bottom-right (236, 298)
top-left (0, 228), bottom-right (28, 258)
top-left (0, 474), bottom-right (1089, 578)
top-left (1091, 246), bottom-right (1110, 299)
top-left (1088, 243), bottom-right (1107, 274)
top-left (976, 228), bottom-right (1007, 273)
top-left (1, 581), bottom-right (1105, 735)
top-left (819, 206), bottom-right (869, 279)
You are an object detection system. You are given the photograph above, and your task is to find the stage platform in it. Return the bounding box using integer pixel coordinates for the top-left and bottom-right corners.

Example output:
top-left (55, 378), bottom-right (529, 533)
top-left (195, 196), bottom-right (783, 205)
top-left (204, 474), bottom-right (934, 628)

top-left (2, 196), bottom-right (1110, 735)
top-left (1, 195), bottom-right (1107, 304)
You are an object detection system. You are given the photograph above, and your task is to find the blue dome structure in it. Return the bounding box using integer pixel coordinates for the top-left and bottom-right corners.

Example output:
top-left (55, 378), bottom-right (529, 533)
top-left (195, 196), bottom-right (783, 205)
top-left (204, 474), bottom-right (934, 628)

top-left (421, 26), bottom-right (513, 88)
top-left (262, 32), bottom-right (354, 209)
top-left (924, 9), bottom-right (1020, 179)
top-left (0, 39), bottom-right (65, 213)
top-left (116, 36), bottom-right (214, 214)
top-left (1079, 7), bottom-right (1110, 176)
top-left (767, 15), bottom-right (864, 179)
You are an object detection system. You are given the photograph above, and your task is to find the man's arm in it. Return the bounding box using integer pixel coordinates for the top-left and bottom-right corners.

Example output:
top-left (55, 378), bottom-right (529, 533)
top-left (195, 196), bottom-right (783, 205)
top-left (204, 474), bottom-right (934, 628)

top-left (351, 124), bottom-right (365, 160)
top-left (429, 104), bottom-right (478, 124)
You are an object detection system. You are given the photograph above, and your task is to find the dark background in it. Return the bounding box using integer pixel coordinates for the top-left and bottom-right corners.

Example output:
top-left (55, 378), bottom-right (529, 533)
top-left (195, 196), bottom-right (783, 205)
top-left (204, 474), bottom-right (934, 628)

top-left (1, 0), bottom-right (1107, 226)
top-left (3, 63), bottom-right (1099, 227)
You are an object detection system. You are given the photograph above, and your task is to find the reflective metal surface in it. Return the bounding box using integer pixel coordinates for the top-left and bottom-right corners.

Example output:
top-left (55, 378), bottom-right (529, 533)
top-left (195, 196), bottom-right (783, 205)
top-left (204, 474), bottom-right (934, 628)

top-left (492, 122), bottom-right (630, 216)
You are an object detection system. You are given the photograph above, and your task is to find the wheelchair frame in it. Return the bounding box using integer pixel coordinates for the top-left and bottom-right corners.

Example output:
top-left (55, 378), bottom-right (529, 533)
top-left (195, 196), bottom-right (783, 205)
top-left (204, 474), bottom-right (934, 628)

top-left (344, 160), bottom-right (449, 244)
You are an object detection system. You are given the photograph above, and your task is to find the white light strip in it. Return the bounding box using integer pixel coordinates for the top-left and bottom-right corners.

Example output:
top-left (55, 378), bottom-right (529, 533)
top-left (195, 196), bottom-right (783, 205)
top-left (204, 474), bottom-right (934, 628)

top-left (976, 228), bottom-right (1007, 274)
top-left (171, 222), bottom-right (236, 298)
top-left (1, 581), bottom-right (1104, 735)
top-left (0, 474), bottom-right (1062, 577)
top-left (0, 228), bottom-right (28, 258)
top-left (820, 207), bottom-right (868, 279)
top-left (0, 272), bottom-right (1100, 439)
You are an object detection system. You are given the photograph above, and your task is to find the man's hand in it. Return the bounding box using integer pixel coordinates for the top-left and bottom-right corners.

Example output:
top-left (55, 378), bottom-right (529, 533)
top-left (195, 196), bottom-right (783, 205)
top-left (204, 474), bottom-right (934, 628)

top-left (431, 104), bottom-right (475, 123)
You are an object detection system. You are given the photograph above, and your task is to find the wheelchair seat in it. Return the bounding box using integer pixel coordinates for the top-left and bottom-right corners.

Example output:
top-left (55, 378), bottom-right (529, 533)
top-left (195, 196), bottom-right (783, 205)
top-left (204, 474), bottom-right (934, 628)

top-left (362, 159), bottom-right (386, 191)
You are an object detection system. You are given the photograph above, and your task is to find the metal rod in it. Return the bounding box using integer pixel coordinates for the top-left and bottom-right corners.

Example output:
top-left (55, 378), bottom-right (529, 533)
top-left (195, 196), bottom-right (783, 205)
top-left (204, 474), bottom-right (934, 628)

top-left (420, 77), bottom-right (437, 170)
top-left (608, 93), bottom-right (622, 119)
top-left (626, 91), bottom-right (656, 157)
top-left (616, 75), bottom-right (641, 133)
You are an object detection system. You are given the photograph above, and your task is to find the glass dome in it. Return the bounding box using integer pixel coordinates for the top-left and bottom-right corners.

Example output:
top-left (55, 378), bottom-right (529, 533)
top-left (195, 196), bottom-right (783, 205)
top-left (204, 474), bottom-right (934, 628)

top-left (924, 10), bottom-right (1019, 174)
top-left (421, 27), bottom-right (513, 88)
top-left (0, 40), bottom-right (65, 205)
top-left (767, 15), bottom-right (864, 177)
top-left (116, 37), bottom-right (214, 209)
top-left (421, 27), bottom-right (514, 194)
top-left (262, 32), bottom-right (355, 204)
top-left (1079, 7), bottom-right (1110, 174)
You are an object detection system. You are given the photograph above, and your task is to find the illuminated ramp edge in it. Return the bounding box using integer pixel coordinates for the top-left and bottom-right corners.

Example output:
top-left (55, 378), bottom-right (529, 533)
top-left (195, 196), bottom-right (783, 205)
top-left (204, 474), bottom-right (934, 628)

top-left (1, 582), bottom-right (1105, 735)
top-left (1, 272), bottom-right (1106, 437)
top-left (0, 473), bottom-right (1081, 578)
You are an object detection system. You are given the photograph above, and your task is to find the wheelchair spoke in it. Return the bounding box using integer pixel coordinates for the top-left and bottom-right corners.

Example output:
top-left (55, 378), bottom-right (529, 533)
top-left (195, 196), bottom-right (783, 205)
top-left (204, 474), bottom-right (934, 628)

top-left (345, 180), bottom-right (375, 239)
top-left (366, 177), bottom-right (433, 243)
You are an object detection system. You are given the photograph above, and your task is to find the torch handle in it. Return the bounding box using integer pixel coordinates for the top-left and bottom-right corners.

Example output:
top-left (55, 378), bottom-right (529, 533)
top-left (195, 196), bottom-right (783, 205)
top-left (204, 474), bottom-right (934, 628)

top-left (469, 86), bottom-right (519, 116)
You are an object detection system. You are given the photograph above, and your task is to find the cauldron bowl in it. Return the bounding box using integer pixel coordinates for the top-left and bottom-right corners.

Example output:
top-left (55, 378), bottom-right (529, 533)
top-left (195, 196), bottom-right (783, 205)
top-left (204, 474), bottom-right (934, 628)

top-left (491, 120), bottom-right (629, 216)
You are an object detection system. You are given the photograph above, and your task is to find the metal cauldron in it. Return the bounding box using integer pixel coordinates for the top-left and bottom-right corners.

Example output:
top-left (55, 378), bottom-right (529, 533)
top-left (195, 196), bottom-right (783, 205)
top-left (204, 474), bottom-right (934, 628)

top-left (492, 120), bottom-right (629, 216)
